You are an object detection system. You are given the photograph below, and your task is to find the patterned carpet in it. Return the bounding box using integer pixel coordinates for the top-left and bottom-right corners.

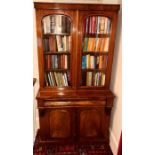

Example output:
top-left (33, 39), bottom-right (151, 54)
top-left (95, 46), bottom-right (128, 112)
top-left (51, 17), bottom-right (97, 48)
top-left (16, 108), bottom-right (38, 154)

top-left (34, 143), bottom-right (113, 155)
top-left (34, 141), bottom-right (113, 155)
top-left (34, 134), bottom-right (113, 155)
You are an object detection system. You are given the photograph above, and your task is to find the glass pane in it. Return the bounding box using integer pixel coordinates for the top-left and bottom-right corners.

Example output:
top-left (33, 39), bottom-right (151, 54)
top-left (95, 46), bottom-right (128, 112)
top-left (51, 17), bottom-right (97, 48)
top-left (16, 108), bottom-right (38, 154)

top-left (82, 55), bottom-right (108, 69)
top-left (81, 71), bottom-right (105, 86)
top-left (42, 15), bottom-right (72, 87)
top-left (84, 16), bottom-right (111, 34)
top-left (42, 15), bottom-right (71, 35)
top-left (81, 16), bottom-right (111, 87)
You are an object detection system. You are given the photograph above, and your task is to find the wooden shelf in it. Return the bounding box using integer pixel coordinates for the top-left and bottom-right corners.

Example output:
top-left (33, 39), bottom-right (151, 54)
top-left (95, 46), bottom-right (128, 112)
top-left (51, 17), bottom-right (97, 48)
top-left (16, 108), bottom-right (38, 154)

top-left (44, 52), bottom-right (70, 55)
top-left (80, 86), bottom-right (105, 88)
top-left (43, 33), bottom-right (70, 38)
top-left (82, 69), bottom-right (106, 72)
top-left (82, 52), bottom-right (108, 55)
top-left (45, 86), bottom-right (71, 89)
top-left (45, 69), bottom-right (69, 72)
top-left (84, 34), bottom-right (110, 38)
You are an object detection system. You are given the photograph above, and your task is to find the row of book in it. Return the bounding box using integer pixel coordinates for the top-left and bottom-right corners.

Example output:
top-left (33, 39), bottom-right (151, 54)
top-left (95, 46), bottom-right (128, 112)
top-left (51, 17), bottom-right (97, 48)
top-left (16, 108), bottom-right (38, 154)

top-left (84, 16), bottom-right (111, 34)
top-left (83, 37), bottom-right (109, 52)
top-left (82, 71), bottom-right (105, 86)
top-left (82, 55), bottom-right (108, 69)
top-left (43, 15), bottom-right (71, 34)
top-left (45, 71), bottom-right (69, 87)
top-left (45, 55), bottom-right (69, 69)
top-left (43, 35), bottom-right (71, 52)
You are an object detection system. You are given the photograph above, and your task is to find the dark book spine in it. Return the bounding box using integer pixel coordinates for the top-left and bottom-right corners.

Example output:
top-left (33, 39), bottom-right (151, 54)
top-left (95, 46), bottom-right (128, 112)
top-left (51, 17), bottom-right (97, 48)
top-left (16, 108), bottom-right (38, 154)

top-left (66, 18), bottom-right (71, 34)
top-left (50, 15), bottom-right (55, 33)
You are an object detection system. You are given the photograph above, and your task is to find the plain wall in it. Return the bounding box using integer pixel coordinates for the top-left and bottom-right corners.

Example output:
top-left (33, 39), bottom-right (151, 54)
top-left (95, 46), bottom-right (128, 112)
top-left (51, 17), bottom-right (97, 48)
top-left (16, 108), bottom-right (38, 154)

top-left (109, 5), bottom-right (122, 155)
top-left (33, 8), bottom-right (40, 142)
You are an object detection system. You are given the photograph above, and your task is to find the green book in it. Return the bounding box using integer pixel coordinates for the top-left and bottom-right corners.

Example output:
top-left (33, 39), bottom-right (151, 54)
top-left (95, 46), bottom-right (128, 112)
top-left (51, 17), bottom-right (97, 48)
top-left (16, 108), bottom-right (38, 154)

top-left (83, 37), bottom-right (88, 52)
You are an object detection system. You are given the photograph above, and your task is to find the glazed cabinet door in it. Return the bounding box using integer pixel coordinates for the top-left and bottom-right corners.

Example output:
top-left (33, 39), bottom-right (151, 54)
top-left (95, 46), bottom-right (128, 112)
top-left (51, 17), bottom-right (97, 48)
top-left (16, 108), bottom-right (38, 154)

top-left (77, 107), bottom-right (105, 141)
top-left (35, 9), bottom-right (77, 89)
top-left (39, 108), bottom-right (74, 141)
top-left (77, 10), bottom-right (118, 88)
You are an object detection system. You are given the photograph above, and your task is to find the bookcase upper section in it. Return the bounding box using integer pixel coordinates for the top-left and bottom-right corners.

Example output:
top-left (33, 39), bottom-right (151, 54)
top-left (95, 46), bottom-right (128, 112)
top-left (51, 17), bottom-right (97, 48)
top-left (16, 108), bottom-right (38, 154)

top-left (34, 3), bottom-right (120, 92)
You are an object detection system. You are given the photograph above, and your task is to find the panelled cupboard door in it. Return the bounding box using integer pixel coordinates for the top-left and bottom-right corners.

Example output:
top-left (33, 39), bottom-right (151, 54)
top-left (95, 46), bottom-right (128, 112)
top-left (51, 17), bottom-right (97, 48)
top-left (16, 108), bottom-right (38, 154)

top-left (35, 9), bottom-right (77, 89)
top-left (78, 108), bottom-right (105, 140)
top-left (77, 11), bottom-right (118, 89)
top-left (39, 108), bottom-right (73, 140)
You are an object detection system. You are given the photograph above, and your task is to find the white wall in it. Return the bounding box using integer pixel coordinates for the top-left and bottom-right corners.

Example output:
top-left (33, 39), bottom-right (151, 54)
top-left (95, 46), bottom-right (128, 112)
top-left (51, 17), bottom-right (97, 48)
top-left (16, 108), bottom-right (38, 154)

top-left (33, 9), bottom-right (40, 142)
top-left (109, 6), bottom-right (122, 155)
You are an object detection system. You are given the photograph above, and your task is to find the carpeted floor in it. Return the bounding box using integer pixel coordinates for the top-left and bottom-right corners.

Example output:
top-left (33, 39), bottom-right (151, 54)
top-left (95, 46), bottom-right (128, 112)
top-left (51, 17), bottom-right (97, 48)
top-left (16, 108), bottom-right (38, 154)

top-left (34, 134), bottom-right (113, 155)
top-left (34, 144), bottom-right (113, 155)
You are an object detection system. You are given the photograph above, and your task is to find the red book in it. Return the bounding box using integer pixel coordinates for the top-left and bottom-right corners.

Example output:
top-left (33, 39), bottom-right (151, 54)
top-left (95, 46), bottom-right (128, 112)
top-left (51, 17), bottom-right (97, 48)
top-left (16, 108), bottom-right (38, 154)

top-left (91, 16), bottom-right (96, 34)
top-left (89, 16), bottom-right (92, 34)
top-left (49, 35), bottom-right (57, 52)
top-left (47, 55), bottom-right (51, 69)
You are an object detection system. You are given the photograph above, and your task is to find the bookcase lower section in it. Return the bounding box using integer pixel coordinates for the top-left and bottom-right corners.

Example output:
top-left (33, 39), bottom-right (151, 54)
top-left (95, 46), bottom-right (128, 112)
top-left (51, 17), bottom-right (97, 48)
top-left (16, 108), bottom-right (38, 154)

top-left (37, 99), bottom-right (113, 144)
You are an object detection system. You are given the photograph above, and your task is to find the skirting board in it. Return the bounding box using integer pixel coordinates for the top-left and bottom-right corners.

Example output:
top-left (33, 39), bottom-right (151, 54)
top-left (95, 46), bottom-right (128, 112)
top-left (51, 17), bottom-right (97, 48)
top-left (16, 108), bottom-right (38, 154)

top-left (109, 128), bottom-right (118, 155)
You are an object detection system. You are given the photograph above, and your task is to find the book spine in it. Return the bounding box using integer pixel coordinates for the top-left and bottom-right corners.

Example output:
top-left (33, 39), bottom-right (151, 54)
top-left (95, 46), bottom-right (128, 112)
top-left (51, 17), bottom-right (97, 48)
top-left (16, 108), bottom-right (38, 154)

top-left (50, 16), bottom-right (56, 33)
top-left (85, 17), bottom-right (89, 34)
top-left (86, 54), bottom-right (90, 68)
top-left (83, 37), bottom-right (88, 52)
top-left (89, 17), bottom-right (92, 34)
top-left (101, 72), bottom-right (105, 86)
top-left (106, 18), bottom-right (110, 34)
top-left (46, 16), bottom-right (50, 34)
top-left (104, 38), bottom-right (110, 51)
top-left (44, 73), bottom-right (49, 86)
top-left (99, 17), bottom-right (105, 34)
top-left (82, 56), bottom-right (86, 69)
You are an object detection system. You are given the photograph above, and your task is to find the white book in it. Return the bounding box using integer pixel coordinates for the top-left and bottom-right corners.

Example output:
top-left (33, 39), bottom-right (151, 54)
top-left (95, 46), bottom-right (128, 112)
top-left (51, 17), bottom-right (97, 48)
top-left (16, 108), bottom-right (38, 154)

top-left (56, 36), bottom-right (63, 52)
top-left (47, 73), bottom-right (52, 86)
top-left (104, 18), bottom-right (108, 34)
top-left (55, 15), bottom-right (62, 34)
top-left (64, 73), bottom-right (68, 86)
top-left (63, 36), bottom-right (67, 51)
top-left (43, 16), bottom-right (50, 34)
top-left (62, 73), bottom-right (66, 86)
top-left (86, 54), bottom-right (90, 68)
top-left (43, 18), bottom-right (47, 34)
top-left (49, 72), bottom-right (54, 86)
top-left (90, 56), bottom-right (94, 69)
